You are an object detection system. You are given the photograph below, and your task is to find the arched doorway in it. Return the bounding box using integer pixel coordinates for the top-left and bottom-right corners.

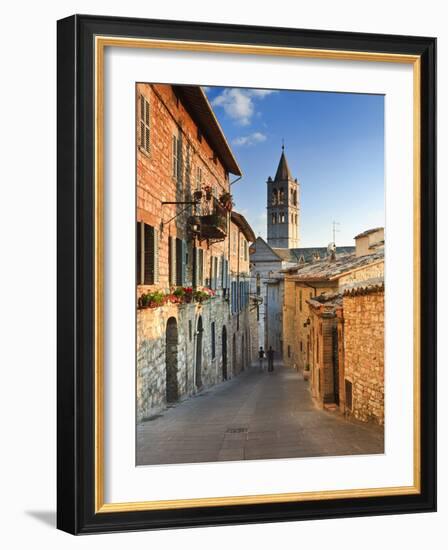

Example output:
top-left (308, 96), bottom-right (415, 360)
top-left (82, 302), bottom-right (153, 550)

top-left (232, 333), bottom-right (236, 377)
top-left (195, 316), bottom-right (203, 389)
top-left (165, 317), bottom-right (179, 403)
top-left (222, 326), bottom-right (228, 381)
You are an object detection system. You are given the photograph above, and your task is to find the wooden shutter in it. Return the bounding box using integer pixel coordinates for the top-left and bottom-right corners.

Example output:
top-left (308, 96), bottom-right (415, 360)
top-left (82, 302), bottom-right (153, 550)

top-left (169, 236), bottom-right (177, 286)
top-left (144, 99), bottom-right (150, 152)
top-left (175, 238), bottom-right (186, 286)
top-left (193, 246), bottom-right (198, 288)
top-left (140, 97), bottom-right (150, 153)
top-left (172, 135), bottom-right (177, 178)
top-left (143, 224), bottom-right (154, 285)
top-left (136, 221), bottom-right (142, 285)
top-left (143, 224), bottom-right (159, 285)
top-left (198, 248), bottom-right (204, 286)
top-left (214, 257), bottom-right (219, 289)
top-left (140, 97), bottom-right (145, 150)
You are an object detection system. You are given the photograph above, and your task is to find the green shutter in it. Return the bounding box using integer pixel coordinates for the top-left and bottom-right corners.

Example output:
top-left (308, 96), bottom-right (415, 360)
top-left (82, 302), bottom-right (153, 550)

top-left (175, 238), bottom-right (185, 286)
top-left (169, 236), bottom-right (177, 286)
top-left (136, 222), bottom-right (142, 285)
top-left (143, 224), bottom-right (159, 285)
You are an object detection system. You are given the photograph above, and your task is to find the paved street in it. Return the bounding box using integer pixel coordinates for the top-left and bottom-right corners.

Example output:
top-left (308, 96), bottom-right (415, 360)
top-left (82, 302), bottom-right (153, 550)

top-left (137, 361), bottom-right (384, 465)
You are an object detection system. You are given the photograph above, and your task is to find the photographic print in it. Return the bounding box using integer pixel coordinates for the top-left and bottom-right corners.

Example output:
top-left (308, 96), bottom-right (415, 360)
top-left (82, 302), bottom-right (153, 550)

top-left (136, 83), bottom-right (385, 466)
top-left (57, 15), bottom-right (436, 533)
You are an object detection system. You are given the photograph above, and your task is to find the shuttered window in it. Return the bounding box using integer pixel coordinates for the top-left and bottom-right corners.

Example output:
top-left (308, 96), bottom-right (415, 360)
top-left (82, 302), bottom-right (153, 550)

top-left (193, 247), bottom-right (204, 287)
top-left (139, 96), bottom-right (150, 153)
top-left (136, 222), bottom-right (142, 284)
top-left (169, 236), bottom-right (177, 286)
top-left (210, 256), bottom-right (219, 290)
top-left (176, 238), bottom-right (186, 286)
top-left (173, 132), bottom-right (183, 182)
top-left (172, 134), bottom-right (179, 179)
top-left (142, 223), bottom-right (159, 285)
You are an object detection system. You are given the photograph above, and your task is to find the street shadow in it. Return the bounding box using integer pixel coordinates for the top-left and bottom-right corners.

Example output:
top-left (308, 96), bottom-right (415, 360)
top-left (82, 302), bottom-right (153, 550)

top-left (26, 510), bottom-right (56, 528)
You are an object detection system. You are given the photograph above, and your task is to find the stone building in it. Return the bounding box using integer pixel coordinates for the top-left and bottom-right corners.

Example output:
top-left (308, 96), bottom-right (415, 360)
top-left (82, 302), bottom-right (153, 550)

top-left (136, 83), bottom-right (255, 421)
top-left (281, 228), bottom-right (385, 425)
top-left (307, 293), bottom-right (343, 406)
top-left (266, 146), bottom-right (300, 248)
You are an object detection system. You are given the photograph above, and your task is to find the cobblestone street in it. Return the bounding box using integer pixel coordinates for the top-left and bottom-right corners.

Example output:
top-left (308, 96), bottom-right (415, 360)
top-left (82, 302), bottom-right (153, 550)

top-left (137, 361), bottom-right (384, 465)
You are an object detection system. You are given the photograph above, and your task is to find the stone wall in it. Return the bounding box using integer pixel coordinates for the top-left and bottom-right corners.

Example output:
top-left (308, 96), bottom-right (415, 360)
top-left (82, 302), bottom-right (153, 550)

top-left (137, 297), bottom-right (236, 421)
top-left (342, 289), bottom-right (384, 425)
top-left (282, 280), bottom-right (336, 372)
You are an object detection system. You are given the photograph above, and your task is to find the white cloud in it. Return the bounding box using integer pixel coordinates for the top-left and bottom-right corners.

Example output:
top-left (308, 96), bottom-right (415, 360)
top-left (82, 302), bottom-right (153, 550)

top-left (250, 89), bottom-right (276, 98)
top-left (232, 132), bottom-right (267, 147)
top-left (212, 89), bottom-right (253, 125)
top-left (211, 88), bottom-right (275, 125)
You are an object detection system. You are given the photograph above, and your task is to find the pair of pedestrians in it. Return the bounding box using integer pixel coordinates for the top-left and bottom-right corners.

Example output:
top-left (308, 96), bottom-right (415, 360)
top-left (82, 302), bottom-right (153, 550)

top-left (258, 346), bottom-right (275, 372)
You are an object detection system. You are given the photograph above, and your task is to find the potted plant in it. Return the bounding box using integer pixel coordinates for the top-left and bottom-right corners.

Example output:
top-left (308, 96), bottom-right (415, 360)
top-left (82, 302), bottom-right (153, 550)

top-left (204, 185), bottom-right (213, 201)
top-left (219, 192), bottom-right (233, 211)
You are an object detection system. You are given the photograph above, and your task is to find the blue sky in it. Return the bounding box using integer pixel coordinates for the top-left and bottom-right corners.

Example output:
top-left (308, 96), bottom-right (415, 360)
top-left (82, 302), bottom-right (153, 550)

top-left (204, 86), bottom-right (384, 248)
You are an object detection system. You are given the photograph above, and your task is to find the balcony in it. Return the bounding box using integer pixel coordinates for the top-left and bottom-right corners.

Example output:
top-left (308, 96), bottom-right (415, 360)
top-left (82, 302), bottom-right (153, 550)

top-left (198, 198), bottom-right (228, 241)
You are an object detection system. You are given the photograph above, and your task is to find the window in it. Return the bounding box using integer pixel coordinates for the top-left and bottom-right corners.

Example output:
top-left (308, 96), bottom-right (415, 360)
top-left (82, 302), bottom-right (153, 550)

top-left (196, 166), bottom-right (202, 190)
top-left (168, 236), bottom-right (176, 285)
top-left (172, 133), bottom-right (182, 186)
top-left (136, 221), bottom-right (159, 285)
top-left (139, 96), bottom-right (150, 153)
top-left (300, 341), bottom-right (303, 352)
top-left (272, 213), bottom-right (277, 224)
top-left (256, 273), bottom-right (261, 295)
top-left (189, 320), bottom-right (192, 342)
top-left (279, 188), bottom-right (285, 204)
top-left (211, 322), bottom-right (216, 359)
top-left (210, 255), bottom-right (219, 290)
top-left (272, 189), bottom-right (278, 205)
top-left (193, 247), bottom-right (204, 287)
top-left (168, 237), bottom-right (187, 286)
top-left (231, 281), bottom-right (237, 314)
top-left (279, 212), bottom-right (285, 223)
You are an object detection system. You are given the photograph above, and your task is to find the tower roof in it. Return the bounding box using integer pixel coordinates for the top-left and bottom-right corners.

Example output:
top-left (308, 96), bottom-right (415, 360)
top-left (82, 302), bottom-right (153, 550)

top-left (274, 146), bottom-right (293, 181)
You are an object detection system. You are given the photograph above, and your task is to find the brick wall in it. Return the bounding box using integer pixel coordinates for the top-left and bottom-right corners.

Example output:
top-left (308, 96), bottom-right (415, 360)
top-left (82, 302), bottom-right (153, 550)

top-left (136, 83), bottom-right (256, 419)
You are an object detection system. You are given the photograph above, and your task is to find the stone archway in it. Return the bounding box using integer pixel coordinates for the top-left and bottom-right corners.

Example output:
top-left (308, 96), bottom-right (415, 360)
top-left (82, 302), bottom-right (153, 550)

top-left (195, 316), bottom-right (203, 389)
top-left (222, 326), bottom-right (228, 381)
top-left (165, 317), bottom-right (179, 403)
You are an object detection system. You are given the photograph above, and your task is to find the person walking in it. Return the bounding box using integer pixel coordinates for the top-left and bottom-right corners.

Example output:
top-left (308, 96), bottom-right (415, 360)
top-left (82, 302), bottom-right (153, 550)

top-left (267, 346), bottom-right (275, 372)
top-left (258, 346), bottom-right (265, 371)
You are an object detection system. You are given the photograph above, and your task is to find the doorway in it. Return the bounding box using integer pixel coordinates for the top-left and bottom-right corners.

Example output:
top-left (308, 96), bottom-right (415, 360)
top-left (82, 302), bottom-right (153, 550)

top-left (222, 326), bottom-right (228, 380)
top-left (195, 316), bottom-right (203, 389)
top-left (165, 317), bottom-right (179, 403)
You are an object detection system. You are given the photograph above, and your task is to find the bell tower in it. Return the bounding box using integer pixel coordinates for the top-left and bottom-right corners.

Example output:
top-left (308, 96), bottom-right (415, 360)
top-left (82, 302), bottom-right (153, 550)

top-left (266, 145), bottom-right (300, 248)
